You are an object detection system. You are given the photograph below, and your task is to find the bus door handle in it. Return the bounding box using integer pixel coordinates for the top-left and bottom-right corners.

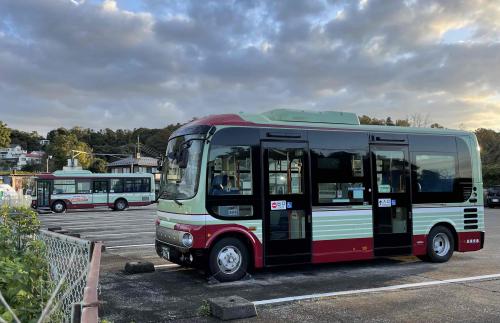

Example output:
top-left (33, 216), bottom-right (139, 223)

top-left (308, 214), bottom-right (312, 223)
top-left (408, 211), bottom-right (412, 220)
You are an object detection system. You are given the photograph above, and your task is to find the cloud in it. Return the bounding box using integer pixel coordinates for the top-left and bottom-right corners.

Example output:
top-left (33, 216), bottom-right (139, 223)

top-left (0, 0), bottom-right (499, 135)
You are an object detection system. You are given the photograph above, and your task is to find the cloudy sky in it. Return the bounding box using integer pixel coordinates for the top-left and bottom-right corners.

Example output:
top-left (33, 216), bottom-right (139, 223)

top-left (1, 0), bottom-right (499, 134)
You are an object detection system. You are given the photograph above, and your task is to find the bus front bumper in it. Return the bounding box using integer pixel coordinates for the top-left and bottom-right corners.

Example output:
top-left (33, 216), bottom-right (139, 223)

top-left (155, 239), bottom-right (206, 268)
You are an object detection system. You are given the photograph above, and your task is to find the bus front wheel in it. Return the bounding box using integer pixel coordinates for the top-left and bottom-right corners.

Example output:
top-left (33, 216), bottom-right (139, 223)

top-left (114, 199), bottom-right (128, 211)
top-left (424, 226), bottom-right (455, 263)
top-left (208, 237), bottom-right (249, 282)
top-left (52, 201), bottom-right (66, 214)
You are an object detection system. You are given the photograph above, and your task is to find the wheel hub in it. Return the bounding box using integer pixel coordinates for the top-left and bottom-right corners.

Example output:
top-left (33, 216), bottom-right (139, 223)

top-left (217, 246), bottom-right (242, 274)
top-left (433, 233), bottom-right (450, 257)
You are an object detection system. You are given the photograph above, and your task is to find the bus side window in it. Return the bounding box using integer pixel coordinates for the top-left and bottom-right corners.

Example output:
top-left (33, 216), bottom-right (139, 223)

top-left (111, 179), bottom-right (124, 193)
top-left (207, 145), bottom-right (254, 218)
top-left (77, 180), bottom-right (92, 194)
top-left (93, 180), bottom-right (109, 193)
top-left (415, 154), bottom-right (456, 193)
top-left (312, 150), bottom-right (368, 205)
top-left (208, 146), bottom-right (252, 196)
top-left (53, 179), bottom-right (76, 195)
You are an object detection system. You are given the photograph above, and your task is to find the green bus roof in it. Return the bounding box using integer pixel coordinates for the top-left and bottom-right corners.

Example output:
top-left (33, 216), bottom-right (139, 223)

top-left (229, 109), bottom-right (472, 136)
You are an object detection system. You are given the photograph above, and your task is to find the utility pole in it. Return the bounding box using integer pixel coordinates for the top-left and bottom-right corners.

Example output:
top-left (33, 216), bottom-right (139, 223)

top-left (132, 136), bottom-right (140, 173)
top-left (46, 155), bottom-right (53, 172)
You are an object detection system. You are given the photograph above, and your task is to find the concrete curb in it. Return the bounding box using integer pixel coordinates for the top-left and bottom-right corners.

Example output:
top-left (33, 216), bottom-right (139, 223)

top-left (124, 261), bottom-right (155, 274)
top-left (208, 295), bottom-right (257, 321)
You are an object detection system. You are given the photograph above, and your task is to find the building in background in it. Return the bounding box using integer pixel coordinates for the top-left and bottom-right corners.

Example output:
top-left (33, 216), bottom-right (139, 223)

top-left (0, 145), bottom-right (26, 160)
top-left (0, 145), bottom-right (45, 170)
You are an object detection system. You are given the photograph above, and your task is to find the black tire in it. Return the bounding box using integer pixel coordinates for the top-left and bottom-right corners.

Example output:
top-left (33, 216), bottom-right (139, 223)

top-left (52, 200), bottom-right (66, 214)
top-left (208, 237), bottom-right (249, 282)
top-left (426, 226), bottom-right (454, 263)
top-left (114, 199), bottom-right (128, 211)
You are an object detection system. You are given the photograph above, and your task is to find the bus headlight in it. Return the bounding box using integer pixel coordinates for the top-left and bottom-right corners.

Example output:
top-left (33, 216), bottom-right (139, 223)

top-left (182, 232), bottom-right (193, 247)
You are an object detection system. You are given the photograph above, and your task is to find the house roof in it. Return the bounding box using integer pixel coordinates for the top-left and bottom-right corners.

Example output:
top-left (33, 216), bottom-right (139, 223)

top-left (107, 156), bottom-right (159, 167)
top-left (26, 151), bottom-right (45, 157)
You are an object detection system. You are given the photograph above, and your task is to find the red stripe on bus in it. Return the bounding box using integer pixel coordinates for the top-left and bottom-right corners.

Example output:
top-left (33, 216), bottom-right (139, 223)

top-left (413, 234), bottom-right (427, 256)
top-left (312, 238), bottom-right (374, 263)
top-left (457, 231), bottom-right (483, 252)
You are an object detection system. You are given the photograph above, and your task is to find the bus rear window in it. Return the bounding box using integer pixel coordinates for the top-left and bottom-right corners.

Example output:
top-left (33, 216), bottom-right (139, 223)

top-left (415, 154), bottom-right (456, 193)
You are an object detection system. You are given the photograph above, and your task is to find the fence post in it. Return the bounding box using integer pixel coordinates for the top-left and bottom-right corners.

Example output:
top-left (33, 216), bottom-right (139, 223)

top-left (81, 241), bottom-right (103, 323)
top-left (71, 303), bottom-right (82, 323)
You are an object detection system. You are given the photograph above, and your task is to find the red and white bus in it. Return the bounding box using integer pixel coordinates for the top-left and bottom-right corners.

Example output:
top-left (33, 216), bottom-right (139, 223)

top-left (34, 170), bottom-right (155, 213)
top-left (155, 109), bottom-right (484, 281)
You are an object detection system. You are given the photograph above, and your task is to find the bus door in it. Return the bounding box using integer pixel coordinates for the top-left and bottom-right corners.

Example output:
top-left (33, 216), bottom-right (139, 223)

top-left (92, 179), bottom-right (109, 206)
top-left (37, 180), bottom-right (51, 208)
top-left (370, 144), bottom-right (412, 256)
top-left (262, 141), bottom-right (312, 266)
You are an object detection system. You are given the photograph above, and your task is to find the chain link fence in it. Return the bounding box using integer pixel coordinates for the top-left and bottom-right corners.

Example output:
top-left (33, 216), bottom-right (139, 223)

top-left (0, 208), bottom-right (101, 323)
top-left (37, 230), bottom-right (92, 322)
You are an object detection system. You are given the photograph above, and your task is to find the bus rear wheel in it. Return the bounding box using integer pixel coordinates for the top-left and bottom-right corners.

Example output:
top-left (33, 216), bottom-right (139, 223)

top-left (208, 237), bottom-right (249, 282)
top-left (114, 199), bottom-right (128, 211)
top-left (424, 226), bottom-right (455, 263)
top-left (52, 201), bottom-right (66, 214)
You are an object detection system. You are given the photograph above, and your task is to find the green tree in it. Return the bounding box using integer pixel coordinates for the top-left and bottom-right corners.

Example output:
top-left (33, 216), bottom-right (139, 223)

top-left (430, 123), bottom-right (444, 129)
top-left (9, 130), bottom-right (43, 151)
top-left (89, 158), bottom-right (108, 173)
top-left (475, 128), bottom-right (500, 186)
top-left (358, 115), bottom-right (385, 125)
top-left (0, 206), bottom-right (56, 322)
top-left (0, 121), bottom-right (11, 148)
top-left (21, 162), bottom-right (44, 173)
top-left (395, 119), bottom-right (411, 127)
top-left (45, 132), bottom-right (92, 170)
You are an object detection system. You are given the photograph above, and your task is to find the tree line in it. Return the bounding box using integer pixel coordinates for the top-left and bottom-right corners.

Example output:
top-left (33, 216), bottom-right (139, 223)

top-left (0, 122), bottom-right (182, 172)
top-left (0, 116), bottom-right (499, 186)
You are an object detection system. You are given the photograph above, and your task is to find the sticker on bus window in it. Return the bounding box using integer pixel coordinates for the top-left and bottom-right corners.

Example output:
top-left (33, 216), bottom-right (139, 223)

top-left (271, 200), bottom-right (287, 210)
top-left (378, 198), bottom-right (392, 208)
top-left (286, 201), bottom-right (293, 209)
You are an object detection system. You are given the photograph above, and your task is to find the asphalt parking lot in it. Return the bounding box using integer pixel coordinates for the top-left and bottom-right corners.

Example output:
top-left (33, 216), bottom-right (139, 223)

top-left (39, 207), bottom-right (500, 322)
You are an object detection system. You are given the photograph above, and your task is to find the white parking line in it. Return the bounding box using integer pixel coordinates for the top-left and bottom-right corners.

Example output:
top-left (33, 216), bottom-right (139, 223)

top-left (253, 273), bottom-right (500, 306)
top-left (106, 243), bottom-right (155, 249)
top-left (85, 231), bottom-right (154, 238)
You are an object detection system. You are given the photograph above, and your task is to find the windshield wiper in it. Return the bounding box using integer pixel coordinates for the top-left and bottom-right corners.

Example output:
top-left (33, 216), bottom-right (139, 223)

top-left (173, 199), bottom-right (183, 206)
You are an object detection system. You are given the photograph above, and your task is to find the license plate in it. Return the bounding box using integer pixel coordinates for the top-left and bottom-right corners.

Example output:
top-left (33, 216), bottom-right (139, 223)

top-left (493, 199), bottom-right (499, 203)
top-left (162, 246), bottom-right (170, 260)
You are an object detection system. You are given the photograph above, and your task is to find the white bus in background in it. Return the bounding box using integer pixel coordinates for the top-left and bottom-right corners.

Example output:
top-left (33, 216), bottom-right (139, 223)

top-left (33, 170), bottom-right (155, 213)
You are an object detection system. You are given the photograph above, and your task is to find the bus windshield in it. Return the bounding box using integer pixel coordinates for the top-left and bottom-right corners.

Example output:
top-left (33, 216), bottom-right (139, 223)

top-left (161, 134), bottom-right (204, 200)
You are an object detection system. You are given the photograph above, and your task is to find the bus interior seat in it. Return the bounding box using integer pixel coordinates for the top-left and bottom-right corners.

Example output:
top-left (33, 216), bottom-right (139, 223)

top-left (210, 175), bottom-right (228, 195)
